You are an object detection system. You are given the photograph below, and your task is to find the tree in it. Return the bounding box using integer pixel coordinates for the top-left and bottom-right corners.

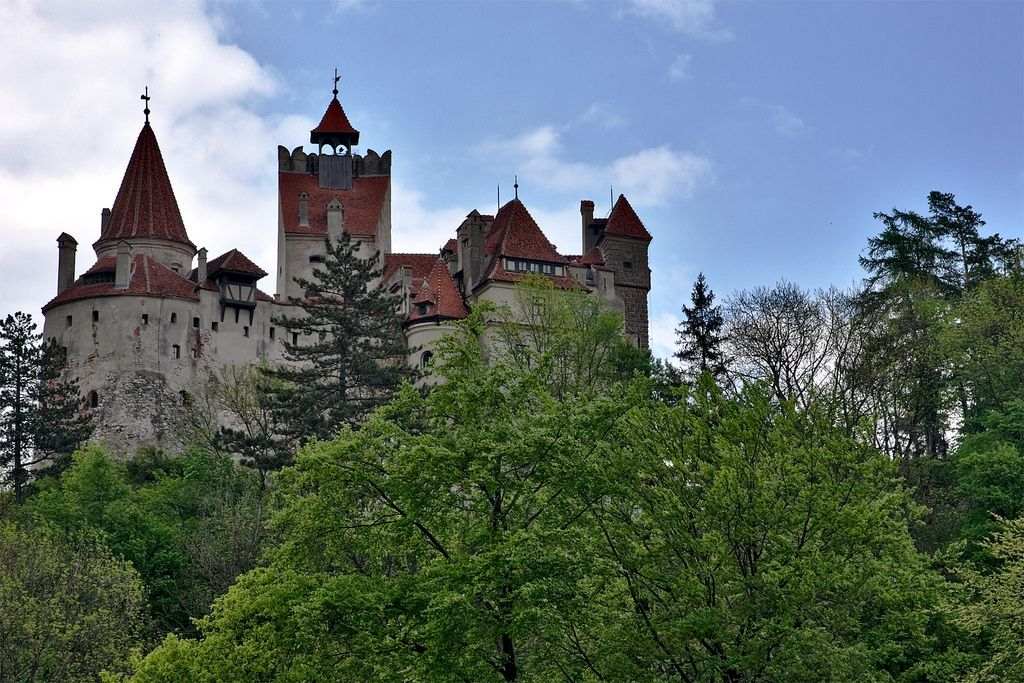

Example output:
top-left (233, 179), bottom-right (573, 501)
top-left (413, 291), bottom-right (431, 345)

top-left (674, 272), bottom-right (728, 382)
top-left (0, 313), bottom-right (92, 500)
top-left (0, 521), bottom-right (145, 682)
top-left (267, 235), bottom-right (413, 448)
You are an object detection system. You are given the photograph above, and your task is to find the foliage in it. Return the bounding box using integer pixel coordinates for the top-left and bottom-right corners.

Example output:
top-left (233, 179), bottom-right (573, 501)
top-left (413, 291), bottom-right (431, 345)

top-left (26, 445), bottom-right (266, 638)
top-left (267, 234), bottom-right (413, 448)
top-left (0, 521), bottom-right (145, 682)
top-left (675, 272), bottom-right (728, 382)
top-left (0, 312), bottom-right (93, 500)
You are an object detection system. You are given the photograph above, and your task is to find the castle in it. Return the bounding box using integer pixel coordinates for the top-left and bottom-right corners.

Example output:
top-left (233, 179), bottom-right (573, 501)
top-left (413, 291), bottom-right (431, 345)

top-left (41, 82), bottom-right (652, 454)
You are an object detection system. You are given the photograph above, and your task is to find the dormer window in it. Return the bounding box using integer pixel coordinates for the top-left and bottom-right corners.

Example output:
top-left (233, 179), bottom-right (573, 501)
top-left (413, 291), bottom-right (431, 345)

top-left (417, 303), bottom-right (430, 316)
top-left (219, 278), bottom-right (256, 308)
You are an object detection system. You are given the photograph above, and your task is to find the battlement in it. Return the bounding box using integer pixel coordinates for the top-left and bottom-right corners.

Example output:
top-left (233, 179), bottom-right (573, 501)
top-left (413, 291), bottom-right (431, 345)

top-left (277, 146), bottom-right (392, 177)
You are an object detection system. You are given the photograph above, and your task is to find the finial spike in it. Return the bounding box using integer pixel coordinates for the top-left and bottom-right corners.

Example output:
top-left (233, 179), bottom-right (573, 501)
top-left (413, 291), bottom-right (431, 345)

top-left (514, 175), bottom-right (519, 200)
top-left (140, 86), bottom-right (151, 125)
top-left (333, 68), bottom-right (340, 98)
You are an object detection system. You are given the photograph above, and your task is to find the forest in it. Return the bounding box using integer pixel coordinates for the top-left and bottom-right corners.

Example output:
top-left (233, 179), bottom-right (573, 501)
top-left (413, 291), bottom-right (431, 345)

top-left (1, 190), bottom-right (1023, 682)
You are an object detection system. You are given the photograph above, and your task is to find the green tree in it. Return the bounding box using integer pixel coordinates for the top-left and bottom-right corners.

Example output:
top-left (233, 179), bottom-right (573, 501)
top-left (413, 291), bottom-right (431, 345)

top-left (0, 521), bottom-right (145, 682)
top-left (33, 340), bottom-right (94, 477)
top-left (267, 235), bottom-right (413, 449)
top-left (675, 272), bottom-right (728, 383)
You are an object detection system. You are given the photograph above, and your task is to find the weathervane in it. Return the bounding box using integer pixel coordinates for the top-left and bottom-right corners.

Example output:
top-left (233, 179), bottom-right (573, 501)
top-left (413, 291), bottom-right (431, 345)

top-left (141, 86), bottom-right (151, 124)
top-left (333, 68), bottom-right (340, 98)
top-left (514, 175), bottom-right (519, 200)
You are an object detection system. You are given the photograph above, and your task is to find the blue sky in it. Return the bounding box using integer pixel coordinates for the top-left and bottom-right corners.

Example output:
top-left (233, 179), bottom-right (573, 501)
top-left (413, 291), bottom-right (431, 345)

top-left (2, 0), bottom-right (1022, 357)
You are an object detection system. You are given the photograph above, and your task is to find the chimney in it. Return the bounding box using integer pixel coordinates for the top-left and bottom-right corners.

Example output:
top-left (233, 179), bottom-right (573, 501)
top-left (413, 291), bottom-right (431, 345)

top-left (298, 192), bottom-right (310, 227)
top-left (400, 265), bottom-right (412, 314)
top-left (114, 241), bottom-right (131, 289)
top-left (56, 233), bottom-right (78, 294)
top-left (326, 198), bottom-right (344, 241)
top-left (457, 211), bottom-right (488, 291)
top-left (197, 247), bottom-right (208, 282)
top-left (101, 207), bottom-right (111, 234)
top-left (580, 200), bottom-right (596, 252)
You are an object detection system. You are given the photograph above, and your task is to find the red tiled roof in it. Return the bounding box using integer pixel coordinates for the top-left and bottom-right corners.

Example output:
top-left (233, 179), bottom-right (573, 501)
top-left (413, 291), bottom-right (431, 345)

top-left (206, 249), bottom-right (267, 279)
top-left (279, 173), bottom-right (388, 238)
top-left (409, 259), bottom-right (468, 322)
top-left (382, 253), bottom-right (439, 283)
top-left (311, 97), bottom-right (360, 143)
top-left (97, 124), bottom-right (194, 249)
top-left (43, 254), bottom-right (198, 312)
top-left (604, 194), bottom-right (652, 242)
top-left (442, 238), bottom-right (458, 253)
top-left (484, 199), bottom-right (565, 263)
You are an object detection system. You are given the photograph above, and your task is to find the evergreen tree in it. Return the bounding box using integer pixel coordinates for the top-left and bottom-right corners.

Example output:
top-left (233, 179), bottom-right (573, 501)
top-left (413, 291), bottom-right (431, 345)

top-left (674, 272), bottom-right (728, 382)
top-left (0, 313), bottom-right (92, 500)
top-left (266, 235), bottom-right (413, 448)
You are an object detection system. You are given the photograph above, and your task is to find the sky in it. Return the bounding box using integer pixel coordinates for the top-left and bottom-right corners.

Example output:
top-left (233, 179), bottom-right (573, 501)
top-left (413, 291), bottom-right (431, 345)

top-left (1, 0), bottom-right (1022, 359)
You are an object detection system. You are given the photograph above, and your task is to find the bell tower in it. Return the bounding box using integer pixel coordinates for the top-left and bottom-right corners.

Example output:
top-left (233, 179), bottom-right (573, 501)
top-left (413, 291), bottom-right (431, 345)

top-left (310, 69), bottom-right (361, 190)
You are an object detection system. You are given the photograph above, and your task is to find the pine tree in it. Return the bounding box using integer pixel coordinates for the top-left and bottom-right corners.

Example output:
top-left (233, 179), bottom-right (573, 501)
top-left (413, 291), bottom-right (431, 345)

top-left (266, 235), bottom-right (413, 448)
top-left (674, 273), bottom-right (728, 382)
top-left (0, 313), bottom-right (93, 500)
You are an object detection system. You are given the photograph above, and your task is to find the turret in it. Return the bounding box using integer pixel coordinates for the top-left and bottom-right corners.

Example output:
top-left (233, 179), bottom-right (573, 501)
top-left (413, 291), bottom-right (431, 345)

top-left (56, 233), bottom-right (77, 294)
top-left (311, 70), bottom-right (360, 190)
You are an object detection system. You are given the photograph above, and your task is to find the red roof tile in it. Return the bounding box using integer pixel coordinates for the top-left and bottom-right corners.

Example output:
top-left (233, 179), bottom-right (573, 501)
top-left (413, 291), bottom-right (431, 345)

top-left (484, 199), bottom-right (565, 263)
top-left (206, 249), bottom-right (267, 279)
top-left (408, 259), bottom-right (468, 322)
top-left (43, 254), bottom-right (198, 312)
top-left (382, 253), bottom-right (440, 283)
top-left (604, 194), bottom-right (652, 242)
top-left (279, 173), bottom-right (388, 238)
top-left (97, 124), bottom-right (194, 249)
top-left (442, 238), bottom-right (458, 254)
top-left (310, 97), bottom-right (360, 144)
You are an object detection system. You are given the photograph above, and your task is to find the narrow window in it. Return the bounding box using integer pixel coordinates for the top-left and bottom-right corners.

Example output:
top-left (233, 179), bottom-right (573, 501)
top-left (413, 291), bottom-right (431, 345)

top-left (170, 312), bottom-right (177, 324)
top-left (309, 255), bottom-right (325, 264)
top-left (211, 322), bottom-right (219, 332)
top-left (172, 344), bottom-right (181, 359)
top-left (420, 351), bottom-right (433, 369)
top-left (190, 346), bottom-right (198, 359)
top-left (66, 315), bottom-right (73, 327)
top-left (92, 310), bottom-right (99, 323)
top-left (292, 332), bottom-right (299, 346)
top-left (243, 326), bottom-right (250, 338)
top-left (88, 390), bottom-right (99, 408)
top-left (623, 261), bottom-right (633, 270)
top-left (192, 317), bottom-right (200, 328)
top-left (179, 390), bottom-right (191, 406)
top-left (269, 326), bottom-right (276, 340)
top-left (141, 313), bottom-right (149, 325)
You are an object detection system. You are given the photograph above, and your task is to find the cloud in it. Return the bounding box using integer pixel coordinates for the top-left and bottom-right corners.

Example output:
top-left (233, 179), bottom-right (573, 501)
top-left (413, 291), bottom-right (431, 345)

top-left (580, 102), bottom-right (626, 129)
top-left (741, 98), bottom-right (806, 136)
top-left (649, 311), bottom-right (681, 361)
top-left (0, 0), bottom-right (290, 318)
top-left (625, 0), bottom-right (733, 41)
top-left (668, 53), bottom-right (693, 81)
top-left (477, 126), bottom-right (712, 207)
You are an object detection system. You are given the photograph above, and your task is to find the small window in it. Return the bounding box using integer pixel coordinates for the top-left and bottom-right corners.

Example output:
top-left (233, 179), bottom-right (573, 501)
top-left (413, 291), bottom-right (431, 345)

top-left (172, 344), bottom-right (181, 359)
top-left (92, 310), bottom-right (99, 323)
top-left (141, 313), bottom-right (149, 325)
top-left (88, 390), bottom-right (99, 408)
top-left (292, 332), bottom-right (299, 346)
top-left (170, 312), bottom-right (177, 324)
top-left (420, 351), bottom-right (433, 369)
top-left (190, 346), bottom-right (198, 359)
top-left (417, 303), bottom-right (430, 316)
top-left (179, 390), bottom-right (191, 406)
top-left (192, 317), bottom-right (200, 328)
top-left (623, 261), bottom-right (633, 270)
top-left (66, 315), bottom-right (73, 327)
top-left (243, 326), bottom-right (250, 338)
top-left (269, 326), bottom-right (276, 340)
top-left (309, 255), bottom-right (325, 264)
top-left (211, 322), bottom-right (219, 332)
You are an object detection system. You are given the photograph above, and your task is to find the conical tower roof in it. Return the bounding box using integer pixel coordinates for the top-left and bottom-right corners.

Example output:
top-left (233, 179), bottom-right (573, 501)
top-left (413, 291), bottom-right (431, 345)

top-left (96, 123), bottom-right (194, 249)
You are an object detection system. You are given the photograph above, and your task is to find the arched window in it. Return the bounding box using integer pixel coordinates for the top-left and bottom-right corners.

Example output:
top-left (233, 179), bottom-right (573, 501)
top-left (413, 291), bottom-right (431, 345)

top-left (87, 390), bottom-right (99, 408)
top-left (420, 351), bottom-right (434, 369)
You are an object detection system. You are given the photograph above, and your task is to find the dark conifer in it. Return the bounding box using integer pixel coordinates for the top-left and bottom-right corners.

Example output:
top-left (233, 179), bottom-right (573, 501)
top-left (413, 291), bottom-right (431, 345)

top-left (674, 273), bottom-right (728, 382)
top-left (266, 234), bottom-right (413, 448)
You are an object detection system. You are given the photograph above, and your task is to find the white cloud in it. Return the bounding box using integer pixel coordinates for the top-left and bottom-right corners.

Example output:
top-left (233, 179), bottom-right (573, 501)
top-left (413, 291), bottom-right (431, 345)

top-left (580, 102), bottom-right (626, 129)
top-left (741, 98), bottom-right (806, 136)
top-left (649, 311), bottom-right (681, 361)
top-left (389, 183), bottom-right (476, 254)
top-left (0, 0), bottom-right (291, 318)
top-left (477, 127), bottom-right (712, 208)
top-left (669, 53), bottom-right (693, 81)
top-left (625, 0), bottom-right (733, 41)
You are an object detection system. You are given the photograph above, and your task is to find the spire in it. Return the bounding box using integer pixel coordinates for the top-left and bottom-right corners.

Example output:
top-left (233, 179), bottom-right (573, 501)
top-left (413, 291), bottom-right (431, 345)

top-left (96, 123), bottom-right (194, 249)
top-left (311, 68), bottom-right (360, 150)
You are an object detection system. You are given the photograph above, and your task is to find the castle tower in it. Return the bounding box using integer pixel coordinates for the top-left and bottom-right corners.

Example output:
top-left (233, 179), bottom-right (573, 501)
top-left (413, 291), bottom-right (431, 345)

top-left (276, 72), bottom-right (392, 301)
top-left (92, 119), bottom-right (196, 275)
